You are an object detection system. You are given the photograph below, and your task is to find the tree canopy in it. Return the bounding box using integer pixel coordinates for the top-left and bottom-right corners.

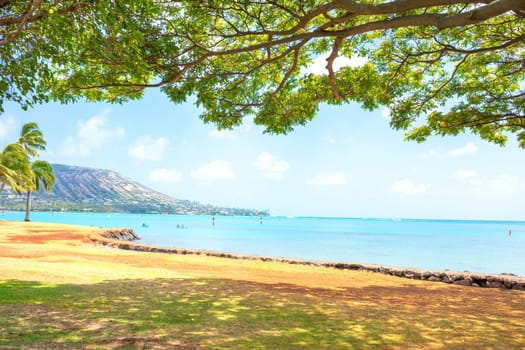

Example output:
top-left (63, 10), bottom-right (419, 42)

top-left (1, 1), bottom-right (524, 145)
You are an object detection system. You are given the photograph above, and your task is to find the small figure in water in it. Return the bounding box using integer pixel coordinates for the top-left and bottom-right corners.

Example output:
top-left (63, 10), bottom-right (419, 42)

top-left (212, 217), bottom-right (215, 226)
top-left (509, 229), bottom-right (512, 236)
top-left (142, 222), bottom-right (148, 228)
top-left (259, 217), bottom-right (263, 224)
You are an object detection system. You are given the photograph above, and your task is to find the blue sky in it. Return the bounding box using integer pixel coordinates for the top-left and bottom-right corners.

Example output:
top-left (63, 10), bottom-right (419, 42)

top-left (2, 86), bottom-right (524, 220)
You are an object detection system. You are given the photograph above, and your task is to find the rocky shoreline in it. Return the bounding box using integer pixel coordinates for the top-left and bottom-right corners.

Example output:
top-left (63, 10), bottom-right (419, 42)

top-left (91, 228), bottom-right (525, 291)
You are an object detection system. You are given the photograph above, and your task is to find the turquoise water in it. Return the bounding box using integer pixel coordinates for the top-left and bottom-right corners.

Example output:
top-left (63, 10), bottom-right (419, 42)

top-left (4, 211), bottom-right (525, 276)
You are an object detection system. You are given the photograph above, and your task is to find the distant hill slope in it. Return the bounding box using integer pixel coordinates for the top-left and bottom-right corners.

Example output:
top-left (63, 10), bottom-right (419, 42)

top-left (1, 164), bottom-right (268, 216)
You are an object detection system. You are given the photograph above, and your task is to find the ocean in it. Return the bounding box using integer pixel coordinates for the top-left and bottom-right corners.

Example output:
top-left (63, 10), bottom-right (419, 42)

top-left (4, 211), bottom-right (524, 276)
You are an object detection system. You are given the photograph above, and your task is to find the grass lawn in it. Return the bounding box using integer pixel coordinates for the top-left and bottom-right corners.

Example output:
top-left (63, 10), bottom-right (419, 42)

top-left (0, 221), bottom-right (524, 349)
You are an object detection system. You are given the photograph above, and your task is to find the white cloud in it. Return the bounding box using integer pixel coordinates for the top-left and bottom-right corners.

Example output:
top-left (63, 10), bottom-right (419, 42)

top-left (191, 160), bottom-right (236, 181)
top-left (381, 108), bottom-right (391, 120)
top-left (322, 136), bottom-right (337, 144)
top-left (128, 136), bottom-right (169, 161)
top-left (420, 149), bottom-right (438, 160)
top-left (0, 116), bottom-right (17, 141)
top-left (306, 171), bottom-right (348, 185)
top-left (62, 136), bottom-right (90, 156)
top-left (77, 112), bottom-right (124, 145)
top-left (302, 53), bottom-right (367, 76)
top-left (61, 111), bottom-right (124, 156)
top-left (453, 169), bottom-right (520, 191)
top-left (242, 115), bottom-right (256, 133)
top-left (453, 169), bottom-right (480, 180)
top-left (453, 169), bottom-right (483, 186)
top-left (448, 142), bottom-right (478, 157)
top-left (253, 152), bottom-right (289, 180)
top-left (389, 179), bottom-right (428, 196)
top-left (209, 129), bottom-right (239, 140)
top-left (421, 143), bottom-right (478, 160)
top-left (149, 168), bottom-right (183, 183)
top-left (487, 174), bottom-right (520, 192)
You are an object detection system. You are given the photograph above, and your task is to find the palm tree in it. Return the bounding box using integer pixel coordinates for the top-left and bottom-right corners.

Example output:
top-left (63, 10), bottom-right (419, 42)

top-left (0, 143), bottom-right (33, 194)
top-left (18, 122), bottom-right (46, 157)
top-left (24, 161), bottom-right (55, 222)
top-left (0, 122), bottom-right (46, 194)
top-left (0, 122), bottom-right (49, 213)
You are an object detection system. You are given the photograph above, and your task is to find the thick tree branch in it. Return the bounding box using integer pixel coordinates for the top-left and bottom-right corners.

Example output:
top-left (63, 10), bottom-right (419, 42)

top-left (327, 36), bottom-right (344, 100)
top-left (335, 0), bottom-right (523, 30)
top-left (0, 0), bottom-right (41, 46)
top-left (436, 0), bottom-right (525, 29)
top-left (334, 0), bottom-right (488, 15)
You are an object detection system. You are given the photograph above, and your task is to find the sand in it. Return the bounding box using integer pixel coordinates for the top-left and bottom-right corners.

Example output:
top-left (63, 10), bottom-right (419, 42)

top-left (1, 220), bottom-right (525, 312)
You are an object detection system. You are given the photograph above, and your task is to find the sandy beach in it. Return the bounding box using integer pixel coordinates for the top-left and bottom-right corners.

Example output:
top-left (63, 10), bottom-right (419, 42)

top-left (0, 220), bottom-right (432, 288)
top-left (0, 220), bottom-right (524, 293)
top-left (1, 221), bottom-right (525, 348)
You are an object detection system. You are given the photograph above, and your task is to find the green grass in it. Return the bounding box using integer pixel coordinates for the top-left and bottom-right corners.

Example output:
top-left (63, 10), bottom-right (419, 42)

top-left (1, 278), bottom-right (524, 349)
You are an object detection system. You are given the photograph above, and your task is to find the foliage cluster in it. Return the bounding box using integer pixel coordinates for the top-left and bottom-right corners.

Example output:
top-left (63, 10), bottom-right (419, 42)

top-left (1, 1), bottom-right (524, 145)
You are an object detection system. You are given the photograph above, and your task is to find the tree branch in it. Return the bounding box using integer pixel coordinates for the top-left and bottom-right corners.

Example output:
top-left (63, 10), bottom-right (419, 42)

top-left (334, 0), bottom-right (488, 15)
top-left (327, 37), bottom-right (344, 100)
top-left (436, 0), bottom-right (525, 29)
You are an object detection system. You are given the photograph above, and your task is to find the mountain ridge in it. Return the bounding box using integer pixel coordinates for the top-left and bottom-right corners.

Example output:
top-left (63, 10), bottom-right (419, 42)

top-left (1, 163), bottom-right (268, 216)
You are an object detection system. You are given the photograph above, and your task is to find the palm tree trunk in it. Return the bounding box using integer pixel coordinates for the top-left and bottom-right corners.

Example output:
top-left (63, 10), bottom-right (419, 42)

top-left (0, 182), bottom-right (4, 209)
top-left (24, 191), bottom-right (31, 222)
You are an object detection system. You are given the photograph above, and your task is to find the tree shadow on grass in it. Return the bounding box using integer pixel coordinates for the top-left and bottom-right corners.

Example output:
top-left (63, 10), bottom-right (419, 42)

top-left (0, 278), bottom-right (524, 349)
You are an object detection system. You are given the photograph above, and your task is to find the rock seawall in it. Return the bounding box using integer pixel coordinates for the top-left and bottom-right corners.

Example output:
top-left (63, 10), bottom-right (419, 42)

top-left (90, 228), bottom-right (525, 291)
top-left (97, 228), bottom-right (140, 241)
